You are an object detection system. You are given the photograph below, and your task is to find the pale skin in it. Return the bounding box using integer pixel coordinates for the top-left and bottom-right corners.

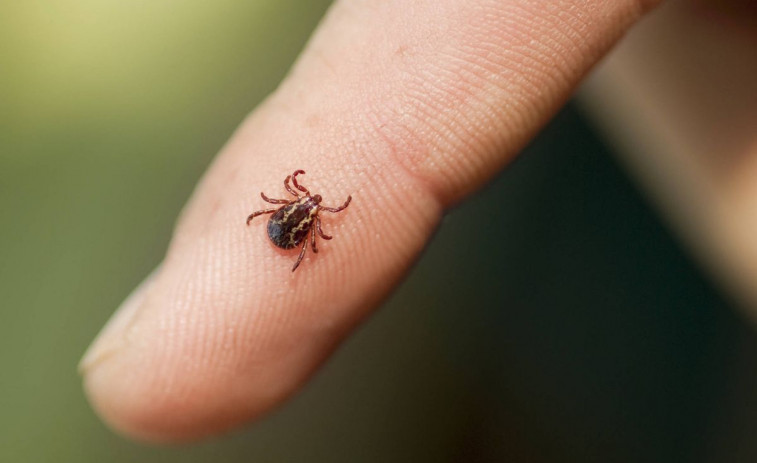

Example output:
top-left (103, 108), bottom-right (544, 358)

top-left (79, 0), bottom-right (755, 443)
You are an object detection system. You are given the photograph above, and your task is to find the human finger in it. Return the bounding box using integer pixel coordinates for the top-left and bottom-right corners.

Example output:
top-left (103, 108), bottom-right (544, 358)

top-left (80, 0), bottom-right (662, 442)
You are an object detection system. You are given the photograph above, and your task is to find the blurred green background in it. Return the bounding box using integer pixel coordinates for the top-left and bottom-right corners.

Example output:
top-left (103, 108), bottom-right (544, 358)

top-left (3, 1), bottom-right (757, 462)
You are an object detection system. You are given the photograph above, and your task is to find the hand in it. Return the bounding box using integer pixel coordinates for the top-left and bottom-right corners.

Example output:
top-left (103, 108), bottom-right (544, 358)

top-left (79, 0), bottom-right (662, 442)
top-left (583, 1), bottom-right (757, 318)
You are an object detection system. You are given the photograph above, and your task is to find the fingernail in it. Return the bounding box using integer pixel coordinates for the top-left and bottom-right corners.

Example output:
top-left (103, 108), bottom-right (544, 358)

top-left (78, 268), bottom-right (159, 375)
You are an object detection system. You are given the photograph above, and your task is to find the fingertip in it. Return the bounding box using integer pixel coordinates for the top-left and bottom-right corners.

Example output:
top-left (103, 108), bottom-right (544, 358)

top-left (82, 327), bottom-right (293, 443)
top-left (84, 366), bottom-right (262, 443)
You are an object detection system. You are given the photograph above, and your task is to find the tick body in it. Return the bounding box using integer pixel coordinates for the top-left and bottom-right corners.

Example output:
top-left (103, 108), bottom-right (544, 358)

top-left (246, 170), bottom-right (351, 272)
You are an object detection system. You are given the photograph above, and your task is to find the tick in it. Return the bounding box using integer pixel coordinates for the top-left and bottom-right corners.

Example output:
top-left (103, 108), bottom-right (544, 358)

top-left (246, 169), bottom-right (352, 272)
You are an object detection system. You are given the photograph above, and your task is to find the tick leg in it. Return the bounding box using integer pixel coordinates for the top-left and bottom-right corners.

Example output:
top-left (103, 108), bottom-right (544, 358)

top-left (261, 192), bottom-right (290, 204)
top-left (246, 208), bottom-right (277, 225)
top-left (320, 195), bottom-right (352, 213)
top-left (311, 224), bottom-right (318, 253)
top-left (291, 169), bottom-right (310, 195)
top-left (284, 175), bottom-right (299, 198)
top-left (316, 215), bottom-right (332, 240)
top-left (292, 235), bottom-right (308, 272)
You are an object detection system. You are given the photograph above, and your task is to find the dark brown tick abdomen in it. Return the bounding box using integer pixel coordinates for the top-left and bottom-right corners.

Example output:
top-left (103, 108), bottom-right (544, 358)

top-left (267, 197), bottom-right (318, 249)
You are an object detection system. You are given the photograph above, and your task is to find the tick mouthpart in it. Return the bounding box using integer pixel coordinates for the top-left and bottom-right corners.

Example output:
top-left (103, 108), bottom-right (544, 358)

top-left (312, 194), bottom-right (322, 204)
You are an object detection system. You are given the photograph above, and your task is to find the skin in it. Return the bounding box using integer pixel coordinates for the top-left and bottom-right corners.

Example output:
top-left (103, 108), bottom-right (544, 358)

top-left (79, 0), bottom-right (669, 443)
